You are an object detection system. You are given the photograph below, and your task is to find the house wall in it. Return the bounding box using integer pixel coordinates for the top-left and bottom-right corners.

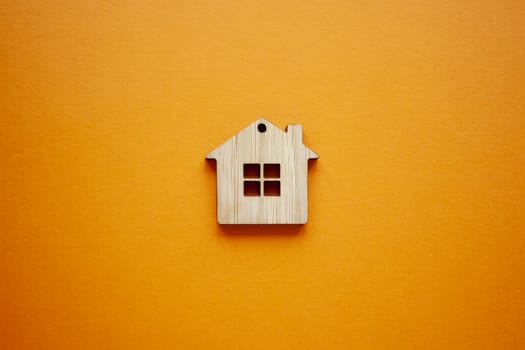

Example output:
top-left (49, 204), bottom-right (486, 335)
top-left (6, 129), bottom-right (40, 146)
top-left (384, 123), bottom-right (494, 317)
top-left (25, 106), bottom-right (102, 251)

top-left (214, 122), bottom-right (311, 224)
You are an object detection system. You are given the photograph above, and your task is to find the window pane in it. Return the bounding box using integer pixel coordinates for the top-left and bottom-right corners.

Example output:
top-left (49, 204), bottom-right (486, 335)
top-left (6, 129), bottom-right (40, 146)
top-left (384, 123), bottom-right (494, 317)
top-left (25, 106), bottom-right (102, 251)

top-left (243, 164), bottom-right (260, 178)
top-left (264, 181), bottom-right (280, 196)
top-left (244, 181), bottom-right (261, 196)
top-left (263, 164), bottom-right (280, 178)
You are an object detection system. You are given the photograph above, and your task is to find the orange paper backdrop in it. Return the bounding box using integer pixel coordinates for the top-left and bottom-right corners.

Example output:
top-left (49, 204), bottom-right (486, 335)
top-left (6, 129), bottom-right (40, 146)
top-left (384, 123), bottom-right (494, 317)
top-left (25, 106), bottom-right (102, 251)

top-left (2, 1), bottom-right (524, 349)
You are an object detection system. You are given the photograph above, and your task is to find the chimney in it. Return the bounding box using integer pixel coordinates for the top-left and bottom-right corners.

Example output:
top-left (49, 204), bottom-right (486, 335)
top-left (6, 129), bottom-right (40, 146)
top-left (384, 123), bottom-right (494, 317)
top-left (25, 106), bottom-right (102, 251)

top-left (286, 124), bottom-right (303, 145)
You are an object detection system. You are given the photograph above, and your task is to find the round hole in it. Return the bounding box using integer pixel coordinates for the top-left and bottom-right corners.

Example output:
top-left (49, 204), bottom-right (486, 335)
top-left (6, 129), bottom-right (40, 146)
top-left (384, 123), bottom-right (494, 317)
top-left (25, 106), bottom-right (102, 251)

top-left (257, 123), bottom-right (267, 133)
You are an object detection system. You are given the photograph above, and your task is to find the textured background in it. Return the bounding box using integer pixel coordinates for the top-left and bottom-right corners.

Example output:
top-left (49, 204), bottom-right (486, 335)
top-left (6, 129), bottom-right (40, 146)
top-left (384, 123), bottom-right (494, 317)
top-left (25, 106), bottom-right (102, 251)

top-left (2, 1), bottom-right (524, 348)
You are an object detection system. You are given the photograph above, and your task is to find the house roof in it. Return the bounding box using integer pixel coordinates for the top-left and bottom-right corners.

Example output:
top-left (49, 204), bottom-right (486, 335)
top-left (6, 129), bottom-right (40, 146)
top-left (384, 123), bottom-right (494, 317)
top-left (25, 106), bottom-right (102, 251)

top-left (205, 118), bottom-right (319, 160)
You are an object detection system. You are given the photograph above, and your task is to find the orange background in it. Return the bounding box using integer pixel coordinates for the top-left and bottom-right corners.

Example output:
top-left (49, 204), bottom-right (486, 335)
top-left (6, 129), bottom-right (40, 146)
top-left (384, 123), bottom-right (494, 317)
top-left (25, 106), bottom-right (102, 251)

top-left (2, 1), bottom-right (525, 349)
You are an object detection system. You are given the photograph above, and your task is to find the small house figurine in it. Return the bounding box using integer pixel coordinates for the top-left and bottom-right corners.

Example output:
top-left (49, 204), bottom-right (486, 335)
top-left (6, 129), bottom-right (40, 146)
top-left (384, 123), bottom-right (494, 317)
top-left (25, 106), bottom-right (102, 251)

top-left (206, 118), bottom-right (318, 224)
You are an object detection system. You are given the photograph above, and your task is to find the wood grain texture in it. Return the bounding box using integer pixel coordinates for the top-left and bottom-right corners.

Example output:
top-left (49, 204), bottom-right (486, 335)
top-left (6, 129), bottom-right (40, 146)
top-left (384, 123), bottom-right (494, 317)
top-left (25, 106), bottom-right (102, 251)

top-left (206, 118), bottom-right (318, 224)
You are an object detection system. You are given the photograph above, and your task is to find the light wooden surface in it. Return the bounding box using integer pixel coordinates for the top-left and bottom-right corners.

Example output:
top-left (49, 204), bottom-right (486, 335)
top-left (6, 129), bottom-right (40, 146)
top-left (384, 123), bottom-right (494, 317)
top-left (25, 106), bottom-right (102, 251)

top-left (206, 118), bottom-right (318, 224)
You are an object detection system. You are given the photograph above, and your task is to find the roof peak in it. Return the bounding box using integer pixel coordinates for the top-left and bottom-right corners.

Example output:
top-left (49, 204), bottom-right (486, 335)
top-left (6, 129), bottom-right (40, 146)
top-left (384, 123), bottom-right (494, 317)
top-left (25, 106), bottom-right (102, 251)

top-left (205, 117), bottom-right (319, 160)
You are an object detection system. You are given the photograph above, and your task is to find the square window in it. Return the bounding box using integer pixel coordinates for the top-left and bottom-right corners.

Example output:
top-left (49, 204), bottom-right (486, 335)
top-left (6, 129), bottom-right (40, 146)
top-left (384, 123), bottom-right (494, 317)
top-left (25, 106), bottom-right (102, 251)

top-left (264, 181), bottom-right (281, 196)
top-left (264, 164), bottom-right (280, 178)
top-left (244, 181), bottom-right (261, 196)
top-left (243, 164), bottom-right (260, 178)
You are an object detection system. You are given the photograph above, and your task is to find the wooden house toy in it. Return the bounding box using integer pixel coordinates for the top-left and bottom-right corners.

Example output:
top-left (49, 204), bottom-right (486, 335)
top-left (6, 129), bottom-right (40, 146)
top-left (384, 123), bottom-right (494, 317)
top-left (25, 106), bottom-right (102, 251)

top-left (206, 118), bottom-right (319, 224)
